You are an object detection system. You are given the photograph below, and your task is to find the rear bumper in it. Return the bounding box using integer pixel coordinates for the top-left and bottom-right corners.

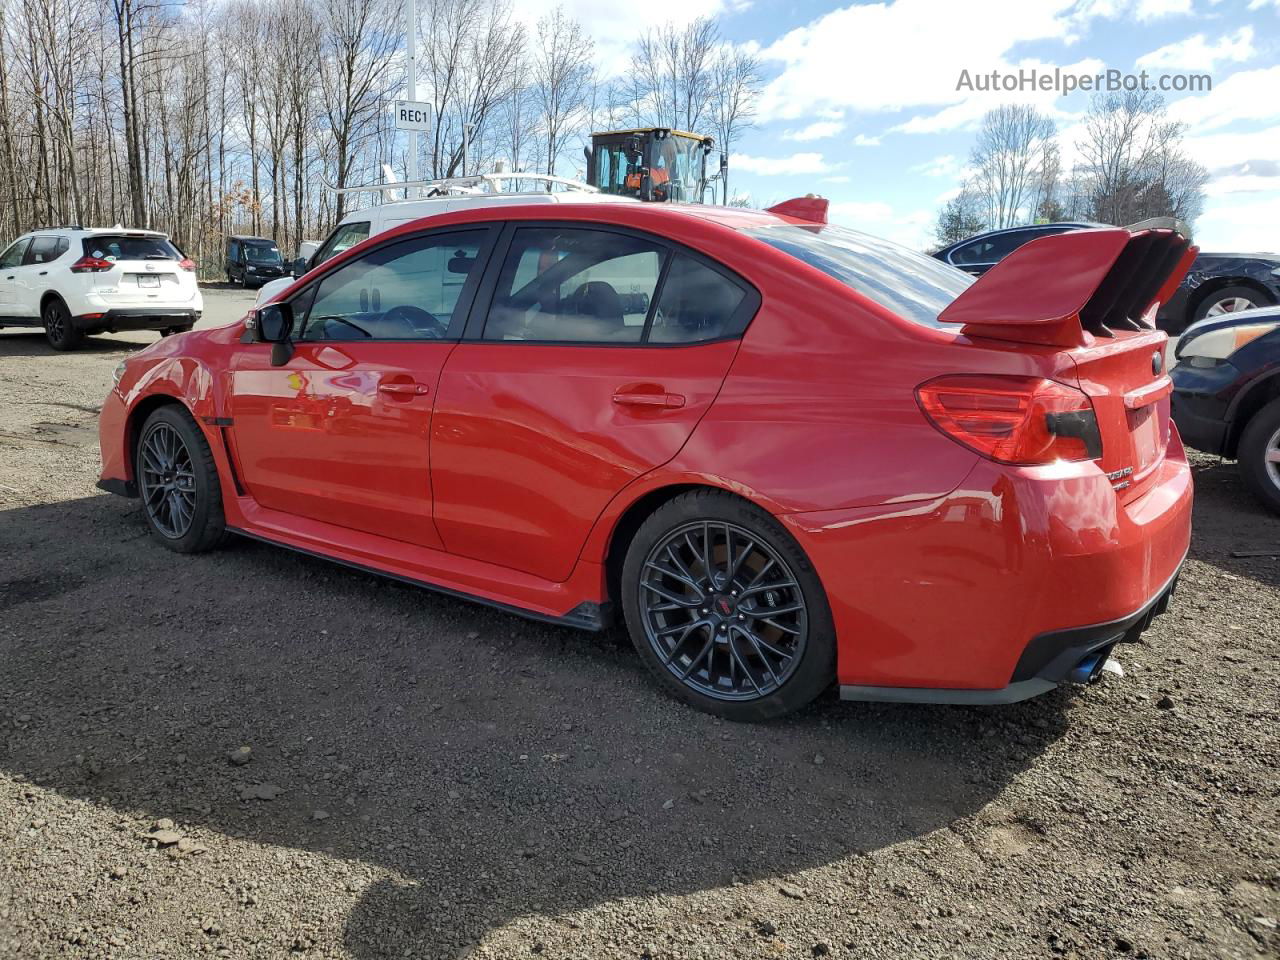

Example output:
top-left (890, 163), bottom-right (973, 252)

top-left (782, 430), bottom-right (1193, 701)
top-left (75, 308), bottom-right (200, 334)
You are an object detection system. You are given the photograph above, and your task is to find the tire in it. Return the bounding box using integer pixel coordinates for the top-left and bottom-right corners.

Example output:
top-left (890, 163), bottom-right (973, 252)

top-left (620, 490), bottom-right (836, 721)
top-left (1238, 398), bottom-right (1280, 516)
top-left (135, 405), bottom-right (228, 553)
top-left (42, 297), bottom-right (81, 351)
top-left (1192, 285), bottom-right (1268, 324)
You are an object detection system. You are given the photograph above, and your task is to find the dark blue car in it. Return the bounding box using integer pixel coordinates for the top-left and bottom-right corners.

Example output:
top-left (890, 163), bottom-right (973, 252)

top-left (1171, 305), bottom-right (1280, 514)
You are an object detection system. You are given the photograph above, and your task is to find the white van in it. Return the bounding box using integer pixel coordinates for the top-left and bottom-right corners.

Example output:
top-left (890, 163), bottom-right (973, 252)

top-left (254, 176), bottom-right (635, 306)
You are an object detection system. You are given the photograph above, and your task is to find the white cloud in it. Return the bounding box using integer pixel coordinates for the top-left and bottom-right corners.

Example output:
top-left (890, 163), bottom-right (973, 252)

top-left (911, 154), bottom-right (964, 177)
top-left (757, 0), bottom-right (1090, 123)
top-left (783, 120), bottom-right (846, 142)
top-left (1196, 191), bottom-right (1280, 252)
top-left (828, 202), bottom-right (935, 248)
top-left (1134, 0), bottom-right (1192, 19)
top-left (1136, 27), bottom-right (1255, 70)
top-left (730, 152), bottom-right (836, 175)
top-left (1167, 65), bottom-right (1280, 131)
top-left (853, 134), bottom-right (882, 146)
top-left (820, 175), bottom-right (852, 183)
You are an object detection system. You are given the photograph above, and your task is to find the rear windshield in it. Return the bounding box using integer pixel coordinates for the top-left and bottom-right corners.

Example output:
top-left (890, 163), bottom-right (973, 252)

top-left (744, 223), bottom-right (972, 329)
top-left (82, 235), bottom-right (181, 261)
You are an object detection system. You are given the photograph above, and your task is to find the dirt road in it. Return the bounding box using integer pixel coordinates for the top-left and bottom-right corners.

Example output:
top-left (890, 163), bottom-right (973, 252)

top-left (0, 300), bottom-right (1276, 959)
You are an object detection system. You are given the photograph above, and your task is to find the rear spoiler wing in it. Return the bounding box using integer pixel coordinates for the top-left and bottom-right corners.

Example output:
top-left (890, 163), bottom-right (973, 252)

top-left (938, 225), bottom-right (1197, 346)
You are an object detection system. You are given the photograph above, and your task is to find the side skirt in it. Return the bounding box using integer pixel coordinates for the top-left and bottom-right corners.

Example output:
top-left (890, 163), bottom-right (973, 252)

top-left (226, 526), bottom-right (609, 633)
top-left (840, 678), bottom-right (1056, 705)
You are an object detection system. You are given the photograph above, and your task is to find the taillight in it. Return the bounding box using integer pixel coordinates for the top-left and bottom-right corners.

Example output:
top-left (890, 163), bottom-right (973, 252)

top-left (916, 375), bottom-right (1103, 465)
top-left (178, 258), bottom-right (197, 271)
top-left (70, 256), bottom-right (114, 273)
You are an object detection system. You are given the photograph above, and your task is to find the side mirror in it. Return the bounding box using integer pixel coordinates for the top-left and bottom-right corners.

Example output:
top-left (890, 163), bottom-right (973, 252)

top-left (256, 302), bottom-right (292, 342)
top-left (719, 153), bottom-right (728, 172)
top-left (291, 257), bottom-right (307, 278)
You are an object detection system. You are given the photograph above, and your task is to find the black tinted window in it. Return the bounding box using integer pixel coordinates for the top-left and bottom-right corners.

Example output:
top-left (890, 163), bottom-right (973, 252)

top-left (747, 223), bottom-right (972, 329)
top-left (649, 255), bottom-right (748, 343)
top-left (82, 235), bottom-right (180, 260)
top-left (25, 236), bottom-right (67, 264)
top-left (484, 228), bottom-right (663, 343)
top-left (298, 230), bottom-right (486, 341)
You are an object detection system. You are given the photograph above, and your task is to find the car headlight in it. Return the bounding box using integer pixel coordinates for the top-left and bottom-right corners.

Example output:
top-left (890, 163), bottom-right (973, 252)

top-left (247, 264), bottom-right (256, 272)
top-left (113, 361), bottom-right (127, 387)
top-left (1179, 321), bottom-right (1279, 366)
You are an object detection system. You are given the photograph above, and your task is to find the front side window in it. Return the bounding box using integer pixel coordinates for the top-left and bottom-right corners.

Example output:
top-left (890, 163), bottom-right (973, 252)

top-left (297, 230), bottom-right (486, 342)
top-left (484, 228), bottom-right (663, 343)
top-left (312, 221), bottom-right (371, 267)
top-left (746, 223), bottom-right (972, 330)
top-left (0, 239), bottom-right (30, 269)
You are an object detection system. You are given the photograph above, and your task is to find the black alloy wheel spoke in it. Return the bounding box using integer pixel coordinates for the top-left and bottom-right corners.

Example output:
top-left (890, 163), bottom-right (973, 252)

top-left (638, 520), bottom-right (809, 702)
top-left (139, 423), bottom-right (197, 539)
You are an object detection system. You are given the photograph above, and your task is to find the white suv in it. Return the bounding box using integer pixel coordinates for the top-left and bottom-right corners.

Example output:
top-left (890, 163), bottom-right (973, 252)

top-left (255, 177), bottom-right (636, 306)
top-left (0, 227), bottom-right (202, 350)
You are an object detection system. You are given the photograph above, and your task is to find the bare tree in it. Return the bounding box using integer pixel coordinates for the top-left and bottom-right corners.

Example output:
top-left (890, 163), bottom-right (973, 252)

top-left (531, 6), bottom-right (593, 176)
top-left (969, 104), bottom-right (1057, 229)
top-left (708, 45), bottom-right (761, 203)
top-left (628, 17), bottom-right (718, 133)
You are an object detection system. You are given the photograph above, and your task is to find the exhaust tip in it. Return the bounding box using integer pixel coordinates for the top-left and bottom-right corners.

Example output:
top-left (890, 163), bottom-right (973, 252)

top-left (1069, 650), bottom-right (1111, 685)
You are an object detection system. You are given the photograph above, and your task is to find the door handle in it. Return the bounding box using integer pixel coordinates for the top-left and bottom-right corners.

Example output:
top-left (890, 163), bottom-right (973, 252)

top-left (612, 391), bottom-right (686, 409)
top-left (378, 381), bottom-right (429, 396)
top-left (38, 271), bottom-right (47, 276)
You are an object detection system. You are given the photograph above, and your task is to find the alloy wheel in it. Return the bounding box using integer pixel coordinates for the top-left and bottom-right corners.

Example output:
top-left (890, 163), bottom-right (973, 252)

top-left (44, 304), bottom-right (65, 342)
top-left (139, 422), bottom-right (198, 539)
top-left (1206, 296), bottom-right (1257, 317)
top-left (1265, 425), bottom-right (1280, 492)
top-left (638, 520), bottom-right (809, 702)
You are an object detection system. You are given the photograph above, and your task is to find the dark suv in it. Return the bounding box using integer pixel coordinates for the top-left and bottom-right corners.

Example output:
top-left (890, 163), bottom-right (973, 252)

top-left (225, 236), bottom-right (286, 288)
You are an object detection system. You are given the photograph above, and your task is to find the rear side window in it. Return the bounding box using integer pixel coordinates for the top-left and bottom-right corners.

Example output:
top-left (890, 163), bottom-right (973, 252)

top-left (24, 236), bottom-right (68, 264)
top-left (649, 254), bottom-right (748, 343)
top-left (746, 224), bottom-right (972, 329)
top-left (82, 235), bottom-right (180, 261)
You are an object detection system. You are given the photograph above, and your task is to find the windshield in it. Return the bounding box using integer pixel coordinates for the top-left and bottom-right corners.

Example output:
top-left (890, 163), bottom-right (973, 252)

top-left (649, 135), bottom-right (704, 203)
top-left (245, 243), bottom-right (282, 264)
top-left (744, 223), bottom-right (973, 329)
top-left (589, 133), bottom-right (707, 202)
top-left (83, 235), bottom-right (181, 261)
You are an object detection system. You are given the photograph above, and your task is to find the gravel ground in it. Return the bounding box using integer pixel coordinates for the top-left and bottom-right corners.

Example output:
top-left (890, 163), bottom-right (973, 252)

top-left (0, 296), bottom-right (1277, 960)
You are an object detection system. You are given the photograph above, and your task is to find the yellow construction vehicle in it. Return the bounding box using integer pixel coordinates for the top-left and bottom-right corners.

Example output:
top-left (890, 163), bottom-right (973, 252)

top-left (585, 128), bottom-right (722, 204)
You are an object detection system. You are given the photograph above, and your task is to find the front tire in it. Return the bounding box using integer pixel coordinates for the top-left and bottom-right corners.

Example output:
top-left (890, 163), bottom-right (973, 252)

top-left (136, 405), bottom-right (228, 553)
top-left (43, 298), bottom-right (81, 351)
top-left (1238, 398), bottom-right (1280, 516)
top-left (621, 490), bottom-right (836, 721)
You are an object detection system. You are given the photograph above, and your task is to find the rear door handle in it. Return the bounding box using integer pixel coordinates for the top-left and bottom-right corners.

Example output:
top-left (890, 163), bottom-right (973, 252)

top-left (378, 382), bottom-right (429, 396)
top-left (612, 391), bottom-right (686, 409)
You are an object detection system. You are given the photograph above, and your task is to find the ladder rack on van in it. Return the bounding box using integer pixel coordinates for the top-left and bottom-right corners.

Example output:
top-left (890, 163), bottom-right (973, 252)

top-left (323, 172), bottom-right (599, 200)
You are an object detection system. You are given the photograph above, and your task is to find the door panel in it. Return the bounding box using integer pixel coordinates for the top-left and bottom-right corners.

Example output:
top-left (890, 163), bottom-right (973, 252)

top-left (431, 340), bottom-right (739, 582)
top-left (228, 341), bottom-right (451, 548)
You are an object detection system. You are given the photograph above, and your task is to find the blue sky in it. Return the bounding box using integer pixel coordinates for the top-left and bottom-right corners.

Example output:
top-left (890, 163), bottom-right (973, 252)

top-left (528, 0), bottom-right (1280, 252)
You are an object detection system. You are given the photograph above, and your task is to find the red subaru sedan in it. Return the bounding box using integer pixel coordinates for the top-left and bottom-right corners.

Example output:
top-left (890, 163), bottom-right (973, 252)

top-left (98, 201), bottom-right (1195, 720)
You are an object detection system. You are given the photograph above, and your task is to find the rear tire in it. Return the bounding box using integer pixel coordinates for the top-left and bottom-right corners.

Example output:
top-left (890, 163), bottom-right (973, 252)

top-left (1192, 285), bottom-right (1268, 324)
top-left (135, 405), bottom-right (228, 553)
top-left (621, 490), bottom-right (836, 721)
top-left (42, 297), bottom-right (81, 351)
top-left (1238, 398), bottom-right (1280, 516)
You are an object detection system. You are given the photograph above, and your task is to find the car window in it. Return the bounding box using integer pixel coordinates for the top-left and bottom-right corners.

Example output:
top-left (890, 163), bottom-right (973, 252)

top-left (82, 235), bottom-right (180, 261)
top-left (746, 223), bottom-right (972, 330)
top-left (0, 239), bottom-right (30, 269)
top-left (312, 221), bottom-right (371, 267)
top-left (949, 229), bottom-right (1043, 265)
top-left (483, 227), bottom-right (664, 343)
top-left (648, 254), bottom-right (749, 343)
top-left (25, 236), bottom-right (67, 265)
top-left (297, 230), bottom-right (486, 342)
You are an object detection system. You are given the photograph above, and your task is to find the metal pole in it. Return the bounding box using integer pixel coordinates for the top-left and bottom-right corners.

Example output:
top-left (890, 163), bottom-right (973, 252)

top-left (463, 123), bottom-right (473, 179)
top-left (405, 0), bottom-right (417, 199)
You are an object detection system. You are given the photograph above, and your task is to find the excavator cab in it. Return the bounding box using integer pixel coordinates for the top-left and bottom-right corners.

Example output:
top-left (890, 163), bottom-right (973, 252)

top-left (585, 129), bottom-right (719, 203)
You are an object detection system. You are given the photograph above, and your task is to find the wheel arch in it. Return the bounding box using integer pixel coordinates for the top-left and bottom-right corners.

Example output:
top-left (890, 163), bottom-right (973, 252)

top-left (593, 479), bottom-right (787, 614)
top-left (39, 290), bottom-right (67, 315)
top-left (1226, 370), bottom-right (1280, 459)
top-left (1189, 277), bottom-right (1276, 319)
top-left (124, 394), bottom-right (193, 481)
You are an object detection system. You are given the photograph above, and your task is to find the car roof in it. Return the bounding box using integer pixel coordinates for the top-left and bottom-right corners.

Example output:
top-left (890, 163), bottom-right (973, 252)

top-left (333, 191), bottom-right (637, 227)
top-left (230, 235), bottom-right (274, 242)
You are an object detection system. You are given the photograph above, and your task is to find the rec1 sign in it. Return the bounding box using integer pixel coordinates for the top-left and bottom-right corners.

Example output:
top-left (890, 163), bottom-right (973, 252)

top-left (394, 100), bottom-right (433, 132)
